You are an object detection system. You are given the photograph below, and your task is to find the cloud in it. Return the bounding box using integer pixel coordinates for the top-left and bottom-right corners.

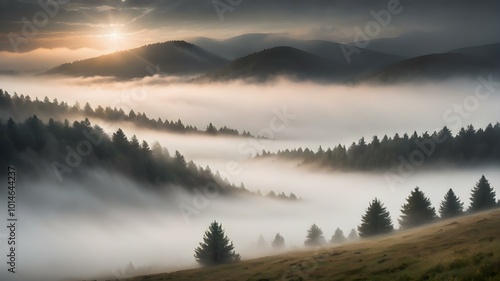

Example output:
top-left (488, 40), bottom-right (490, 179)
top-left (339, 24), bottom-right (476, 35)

top-left (1, 73), bottom-right (499, 280)
top-left (0, 47), bottom-right (106, 71)
top-left (0, 0), bottom-right (498, 53)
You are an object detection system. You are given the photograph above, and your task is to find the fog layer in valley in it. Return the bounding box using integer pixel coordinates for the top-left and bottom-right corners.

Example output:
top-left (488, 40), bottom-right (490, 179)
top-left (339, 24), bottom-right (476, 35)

top-left (1, 75), bottom-right (499, 149)
top-left (0, 166), bottom-right (498, 281)
top-left (0, 75), bottom-right (499, 280)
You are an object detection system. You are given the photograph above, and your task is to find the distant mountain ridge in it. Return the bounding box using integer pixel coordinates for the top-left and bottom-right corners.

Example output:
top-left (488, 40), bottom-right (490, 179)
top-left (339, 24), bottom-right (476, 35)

top-left (191, 33), bottom-right (402, 75)
top-left (365, 43), bottom-right (500, 83)
top-left (200, 46), bottom-right (346, 82)
top-left (44, 34), bottom-right (500, 84)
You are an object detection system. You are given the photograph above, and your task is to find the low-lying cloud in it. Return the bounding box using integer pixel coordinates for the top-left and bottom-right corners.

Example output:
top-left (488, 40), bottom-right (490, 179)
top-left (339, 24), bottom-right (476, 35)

top-left (0, 74), bottom-right (499, 280)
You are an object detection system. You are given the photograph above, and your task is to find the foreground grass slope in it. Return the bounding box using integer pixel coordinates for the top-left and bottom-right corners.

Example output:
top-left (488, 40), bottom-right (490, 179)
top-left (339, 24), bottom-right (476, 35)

top-left (126, 209), bottom-right (500, 281)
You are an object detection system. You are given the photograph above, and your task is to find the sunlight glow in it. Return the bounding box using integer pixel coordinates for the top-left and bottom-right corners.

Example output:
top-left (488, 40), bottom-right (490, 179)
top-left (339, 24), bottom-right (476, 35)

top-left (102, 29), bottom-right (127, 51)
top-left (108, 32), bottom-right (121, 40)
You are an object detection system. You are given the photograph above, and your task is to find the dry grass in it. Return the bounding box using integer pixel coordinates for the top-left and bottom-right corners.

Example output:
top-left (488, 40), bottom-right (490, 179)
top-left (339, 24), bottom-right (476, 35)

top-left (116, 209), bottom-right (500, 281)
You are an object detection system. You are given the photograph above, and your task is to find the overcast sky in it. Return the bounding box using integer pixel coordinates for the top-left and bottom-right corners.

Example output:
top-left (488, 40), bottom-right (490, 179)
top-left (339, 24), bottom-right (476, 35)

top-left (0, 0), bottom-right (499, 70)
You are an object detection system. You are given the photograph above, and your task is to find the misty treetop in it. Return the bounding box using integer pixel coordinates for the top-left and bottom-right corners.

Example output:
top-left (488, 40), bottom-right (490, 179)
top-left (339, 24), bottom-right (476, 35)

top-left (358, 198), bottom-right (394, 238)
top-left (399, 187), bottom-right (437, 229)
top-left (271, 233), bottom-right (285, 248)
top-left (330, 228), bottom-right (346, 244)
top-left (0, 116), bottom-right (298, 200)
top-left (348, 229), bottom-right (359, 240)
top-left (304, 224), bottom-right (326, 246)
top-left (0, 89), bottom-right (255, 138)
top-left (194, 221), bottom-right (240, 266)
top-left (469, 175), bottom-right (497, 212)
top-left (439, 188), bottom-right (464, 219)
top-left (257, 124), bottom-right (500, 171)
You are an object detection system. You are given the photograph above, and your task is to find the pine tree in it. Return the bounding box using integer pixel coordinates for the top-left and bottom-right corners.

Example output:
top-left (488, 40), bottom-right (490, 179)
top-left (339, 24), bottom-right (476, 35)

top-left (304, 224), bottom-right (326, 246)
top-left (469, 175), bottom-right (497, 212)
top-left (174, 150), bottom-right (187, 168)
top-left (358, 198), bottom-right (393, 238)
top-left (112, 128), bottom-right (129, 152)
top-left (206, 123), bottom-right (217, 134)
top-left (194, 221), bottom-right (240, 265)
top-left (330, 228), bottom-right (346, 244)
top-left (84, 102), bottom-right (94, 115)
top-left (399, 187), bottom-right (437, 229)
top-left (130, 135), bottom-right (140, 150)
top-left (439, 188), bottom-right (464, 219)
top-left (271, 233), bottom-right (285, 248)
top-left (348, 229), bottom-right (358, 240)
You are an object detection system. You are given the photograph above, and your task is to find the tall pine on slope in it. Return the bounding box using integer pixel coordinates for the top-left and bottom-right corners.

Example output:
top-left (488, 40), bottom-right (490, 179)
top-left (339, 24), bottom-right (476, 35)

top-left (358, 198), bottom-right (393, 238)
top-left (304, 224), bottom-right (326, 246)
top-left (439, 188), bottom-right (464, 219)
top-left (469, 175), bottom-right (497, 212)
top-left (399, 187), bottom-right (437, 229)
top-left (194, 221), bottom-right (240, 265)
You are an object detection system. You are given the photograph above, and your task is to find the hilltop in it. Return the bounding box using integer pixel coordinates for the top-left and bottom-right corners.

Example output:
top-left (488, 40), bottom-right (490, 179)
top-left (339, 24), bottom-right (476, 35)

top-left (45, 41), bottom-right (228, 79)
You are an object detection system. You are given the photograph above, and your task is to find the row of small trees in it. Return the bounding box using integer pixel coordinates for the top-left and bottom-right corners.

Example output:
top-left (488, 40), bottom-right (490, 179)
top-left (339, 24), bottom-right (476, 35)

top-left (193, 175), bottom-right (497, 265)
top-left (194, 222), bottom-right (361, 266)
top-left (303, 225), bottom-right (358, 246)
top-left (257, 227), bottom-right (358, 250)
top-left (358, 175), bottom-right (497, 237)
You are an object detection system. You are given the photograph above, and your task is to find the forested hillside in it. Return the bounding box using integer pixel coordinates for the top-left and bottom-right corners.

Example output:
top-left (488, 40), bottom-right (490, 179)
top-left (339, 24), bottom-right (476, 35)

top-left (0, 116), bottom-right (297, 199)
top-left (0, 89), bottom-right (255, 137)
top-left (257, 124), bottom-right (500, 170)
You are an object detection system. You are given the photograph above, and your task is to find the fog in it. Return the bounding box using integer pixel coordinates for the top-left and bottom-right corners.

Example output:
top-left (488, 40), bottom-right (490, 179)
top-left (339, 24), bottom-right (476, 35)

top-left (0, 165), bottom-right (498, 281)
top-left (0, 75), bottom-right (499, 280)
top-left (0, 164), bottom-right (498, 281)
top-left (1, 75), bottom-right (499, 147)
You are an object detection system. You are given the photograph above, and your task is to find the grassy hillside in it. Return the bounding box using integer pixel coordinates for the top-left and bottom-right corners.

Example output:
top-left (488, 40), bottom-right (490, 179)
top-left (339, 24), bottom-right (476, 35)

top-left (123, 209), bottom-right (500, 281)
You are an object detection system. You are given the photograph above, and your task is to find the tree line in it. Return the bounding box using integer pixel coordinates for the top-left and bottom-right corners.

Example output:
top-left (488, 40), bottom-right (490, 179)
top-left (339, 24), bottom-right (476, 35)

top-left (0, 116), bottom-right (297, 200)
top-left (257, 124), bottom-right (500, 170)
top-left (0, 89), bottom-right (255, 138)
top-left (194, 175), bottom-right (498, 265)
top-left (358, 175), bottom-right (498, 237)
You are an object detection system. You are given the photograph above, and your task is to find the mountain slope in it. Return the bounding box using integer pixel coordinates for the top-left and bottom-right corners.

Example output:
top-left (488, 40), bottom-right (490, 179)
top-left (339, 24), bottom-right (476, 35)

top-left (116, 209), bottom-right (500, 281)
top-left (365, 54), bottom-right (500, 83)
top-left (449, 42), bottom-right (500, 60)
top-left (191, 33), bottom-right (402, 74)
top-left (363, 42), bottom-right (500, 83)
top-left (201, 46), bottom-right (346, 82)
top-left (45, 41), bottom-right (229, 78)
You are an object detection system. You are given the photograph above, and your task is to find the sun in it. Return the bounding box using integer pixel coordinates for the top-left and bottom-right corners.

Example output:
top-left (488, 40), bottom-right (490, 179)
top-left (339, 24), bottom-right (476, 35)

top-left (102, 30), bottom-right (126, 51)
top-left (108, 32), bottom-right (121, 40)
